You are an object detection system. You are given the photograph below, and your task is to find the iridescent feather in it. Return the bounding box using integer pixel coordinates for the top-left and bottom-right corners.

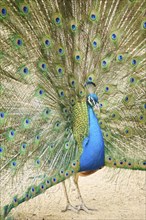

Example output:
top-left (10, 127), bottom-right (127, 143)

top-left (0, 0), bottom-right (146, 218)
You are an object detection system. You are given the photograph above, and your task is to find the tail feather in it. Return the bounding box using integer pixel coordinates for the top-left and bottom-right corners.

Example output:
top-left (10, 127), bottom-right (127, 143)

top-left (0, 0), bottom-right (146, 218)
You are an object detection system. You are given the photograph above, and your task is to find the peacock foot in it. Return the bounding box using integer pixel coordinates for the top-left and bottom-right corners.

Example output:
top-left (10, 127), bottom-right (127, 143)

top-left (62, 203), bottom-right (79, 213)
top-left (76, 204), bottom-right (97, 213)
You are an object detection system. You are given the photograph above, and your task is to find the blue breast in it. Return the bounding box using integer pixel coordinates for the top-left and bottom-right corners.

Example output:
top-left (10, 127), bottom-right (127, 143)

top-left (79, 105), bottom-right (104, 171)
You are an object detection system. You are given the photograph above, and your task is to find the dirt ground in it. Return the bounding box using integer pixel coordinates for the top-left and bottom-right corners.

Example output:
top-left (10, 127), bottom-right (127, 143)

top-left (9, 167), bottom-right (145, 220)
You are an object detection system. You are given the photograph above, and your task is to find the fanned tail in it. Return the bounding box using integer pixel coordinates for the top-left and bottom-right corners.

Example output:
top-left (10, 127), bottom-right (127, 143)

top-left (0, 0), bottom-right (146, 218)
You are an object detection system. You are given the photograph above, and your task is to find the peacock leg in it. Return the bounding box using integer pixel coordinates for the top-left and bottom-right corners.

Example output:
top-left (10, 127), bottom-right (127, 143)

top-left (61, 181), bottom-right (78, 213)
top-left (73, 174), bottom-right (97, 213)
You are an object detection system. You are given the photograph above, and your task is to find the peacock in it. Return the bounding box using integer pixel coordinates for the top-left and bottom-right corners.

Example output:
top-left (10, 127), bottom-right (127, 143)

top-left (0, 0), bottom-right (146, 218)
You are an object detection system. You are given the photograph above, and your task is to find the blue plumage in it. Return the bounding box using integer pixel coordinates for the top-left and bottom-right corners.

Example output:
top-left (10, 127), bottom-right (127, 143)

top-left (0, 1), bottom-right (146, 218)
top-left (80, 101), bottom-right (104, 171)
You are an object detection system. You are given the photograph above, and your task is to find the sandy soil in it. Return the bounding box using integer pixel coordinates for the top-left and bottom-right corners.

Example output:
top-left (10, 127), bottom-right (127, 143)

top-left (8, 167), bottom-right (145, 220)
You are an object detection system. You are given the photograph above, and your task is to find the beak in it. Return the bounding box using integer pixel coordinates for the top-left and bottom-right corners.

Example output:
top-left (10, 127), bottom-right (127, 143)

top-left (94, 103), bottom-right (100, 113)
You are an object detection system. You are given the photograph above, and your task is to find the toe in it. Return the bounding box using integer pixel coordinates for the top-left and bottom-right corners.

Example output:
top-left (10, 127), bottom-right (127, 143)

top-left (62, 204), bottom-right (79, 213)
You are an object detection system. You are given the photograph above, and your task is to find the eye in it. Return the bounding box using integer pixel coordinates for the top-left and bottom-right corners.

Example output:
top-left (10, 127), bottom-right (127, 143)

top-left (91, 98), bottom-right (95, 105)
top-left (88, 96), bottom-right (96, 106)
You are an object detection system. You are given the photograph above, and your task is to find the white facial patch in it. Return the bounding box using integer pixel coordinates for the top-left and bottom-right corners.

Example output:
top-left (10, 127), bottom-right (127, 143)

top-left (88, 96), bottom-right (96, 106)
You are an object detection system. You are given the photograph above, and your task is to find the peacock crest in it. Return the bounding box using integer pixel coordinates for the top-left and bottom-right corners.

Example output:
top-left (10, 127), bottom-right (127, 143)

top-left (0, 0), bottom-right (146, 218)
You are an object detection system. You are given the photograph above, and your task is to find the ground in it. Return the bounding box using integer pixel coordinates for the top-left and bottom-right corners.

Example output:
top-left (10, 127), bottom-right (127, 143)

top-left (9, 167), bottom-right (145, 220)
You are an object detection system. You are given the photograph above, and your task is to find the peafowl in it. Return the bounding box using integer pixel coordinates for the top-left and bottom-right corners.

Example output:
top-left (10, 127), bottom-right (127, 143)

top-left (0, 0), bottom-right (146, 218)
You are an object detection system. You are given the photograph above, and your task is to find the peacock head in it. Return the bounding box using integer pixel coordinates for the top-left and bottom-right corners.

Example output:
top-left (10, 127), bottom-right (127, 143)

top-left (87, 93), bottom-right (99, 107)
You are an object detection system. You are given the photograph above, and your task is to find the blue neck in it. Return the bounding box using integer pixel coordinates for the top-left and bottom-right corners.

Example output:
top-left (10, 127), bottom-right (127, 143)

top-left (79, 105), bottom-right (104, 171)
